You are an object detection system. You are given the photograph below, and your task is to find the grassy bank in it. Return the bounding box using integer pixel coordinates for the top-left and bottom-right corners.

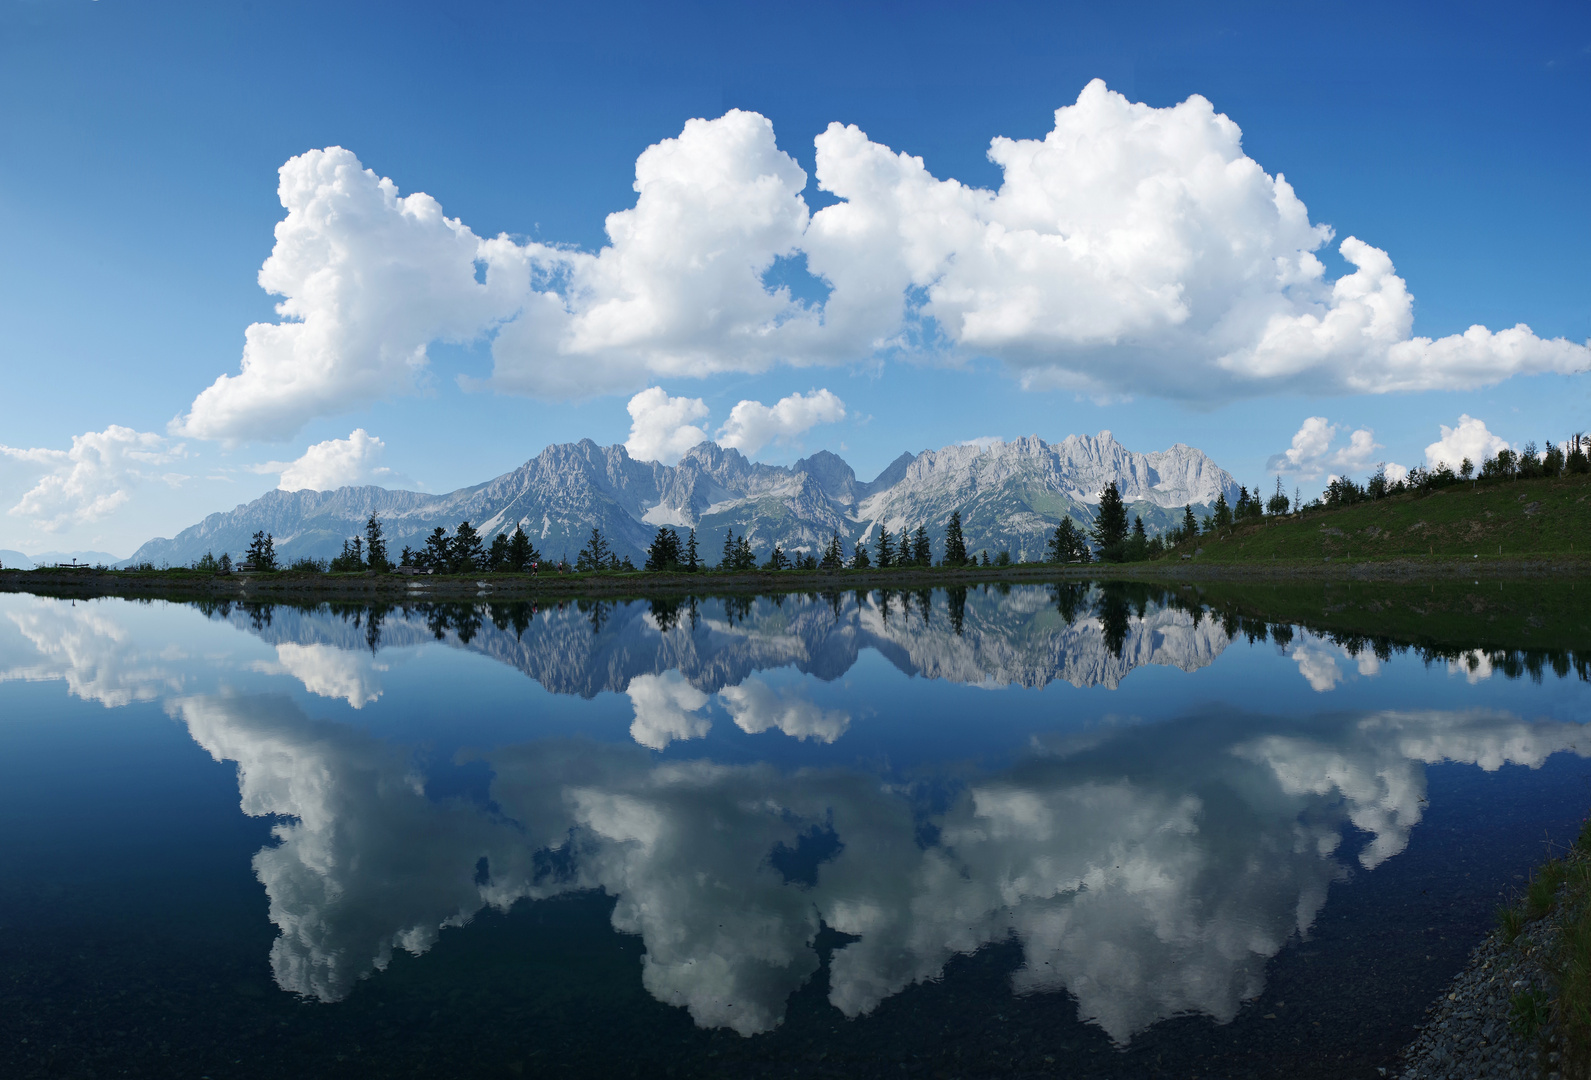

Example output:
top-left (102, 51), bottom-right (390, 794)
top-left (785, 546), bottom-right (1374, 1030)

top-left (1165, 472), bottom-right (1591, 566)
top-left (1496, 820), bottom-right (1591, 1077)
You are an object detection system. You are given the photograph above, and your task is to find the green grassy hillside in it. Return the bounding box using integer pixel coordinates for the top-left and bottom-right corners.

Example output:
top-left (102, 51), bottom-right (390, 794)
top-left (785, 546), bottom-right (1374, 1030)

top-left (1172, 473), bottom-right (1591, 565)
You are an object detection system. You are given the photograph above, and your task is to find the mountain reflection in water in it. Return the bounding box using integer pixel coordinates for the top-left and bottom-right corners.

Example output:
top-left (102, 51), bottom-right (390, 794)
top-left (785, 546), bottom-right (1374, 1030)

top-left (3, 582), bottom-right (1589, 1051)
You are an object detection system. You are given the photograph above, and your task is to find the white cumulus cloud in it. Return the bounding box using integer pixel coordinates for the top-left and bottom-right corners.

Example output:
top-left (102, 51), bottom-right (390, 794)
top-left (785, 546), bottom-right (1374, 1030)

top-left (623, 388), bottom-right (710, 464)
top-left (178, 83), bottom-right (1591, 439)
top-left (258, 429), bottom-right (397, 492)
top-left (1425, 414), bottom-right (1510, 471)
top-left (717, 389), bottom-right (846, 457)
top-left (1266, 417), bottom-right (1398, 481)
top-left (174, 147), bottom-right (525, 442)
top-left (1, 425), bottom-right (185, 531)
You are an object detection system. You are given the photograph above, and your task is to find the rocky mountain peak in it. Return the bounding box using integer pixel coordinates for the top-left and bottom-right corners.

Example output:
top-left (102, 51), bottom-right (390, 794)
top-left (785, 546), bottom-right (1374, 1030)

top-left (125, 431), bottom-right (1238, 568)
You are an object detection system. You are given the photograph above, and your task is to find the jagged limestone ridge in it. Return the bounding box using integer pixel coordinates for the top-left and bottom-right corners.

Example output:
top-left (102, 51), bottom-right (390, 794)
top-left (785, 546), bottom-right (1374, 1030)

top-left (127, 433), bottom-right (1238, 567)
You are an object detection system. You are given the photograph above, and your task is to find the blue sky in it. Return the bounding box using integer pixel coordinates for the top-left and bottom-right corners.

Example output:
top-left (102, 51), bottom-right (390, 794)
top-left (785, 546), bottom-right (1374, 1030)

top-left (1, 0), bottom-right (1587, 556)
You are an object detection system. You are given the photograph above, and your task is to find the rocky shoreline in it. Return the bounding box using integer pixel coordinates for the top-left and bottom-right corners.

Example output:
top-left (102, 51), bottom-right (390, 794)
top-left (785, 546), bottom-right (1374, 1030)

top-left (1395, 870), bottom-right (1580, 1080)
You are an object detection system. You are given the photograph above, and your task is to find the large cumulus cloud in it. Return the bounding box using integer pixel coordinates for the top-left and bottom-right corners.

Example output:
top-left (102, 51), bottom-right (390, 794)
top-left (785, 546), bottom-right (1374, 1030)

top-left (174, 82), bottom-right (1589, 441)
top-left (1, 425), bottom-right (186, 531)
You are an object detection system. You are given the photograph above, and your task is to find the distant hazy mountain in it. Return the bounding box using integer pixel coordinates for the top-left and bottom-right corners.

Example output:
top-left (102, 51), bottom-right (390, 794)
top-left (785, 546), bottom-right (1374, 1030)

top-left (124, 432), bottom-right (1239, 567)
top-left (1, 548), bottom-right (124, 569)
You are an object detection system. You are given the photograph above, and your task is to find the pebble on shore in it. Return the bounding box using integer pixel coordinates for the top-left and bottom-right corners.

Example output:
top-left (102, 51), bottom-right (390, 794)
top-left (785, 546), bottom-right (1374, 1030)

top-left (1396, 894), bottom-right (1572, 1080)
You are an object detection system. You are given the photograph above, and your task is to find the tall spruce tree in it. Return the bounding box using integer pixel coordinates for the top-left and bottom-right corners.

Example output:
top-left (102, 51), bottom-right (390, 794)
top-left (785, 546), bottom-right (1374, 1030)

top-left (506, 525), bottom-right (537, 571)
top-left (421, 527), bottom-right (451, 570)
top-left (721, 530), bottom-right (735, 570)
top-left (645, 527), bottom-right (682, 571)
top-left (1089, 482), bottom-right (1128, 562)
top-left (1047, 518), bottom-right (1082, 563)
top-left (875, 525), bottom-right (893, 568)
top-left (820, 533), bottom-right (844, 570)
top-left (1128, 515), bottom-right (1148, 561)
top-left (764, 544), bottom-right (788, 571)
top-left (685, 528), bottom-right (699, 571)
top-left (364, 514), bottom-right (389, 571)
top-left (577, 528), bottom-right (611, 572)
top-left (851, 542), bottom-right (871, 569)
top-left (943, 510), bottom-right (968, 566)
top-left (486, 532), bottom-right (511, 571)
top-left (911, 525), bottom-right (930, 566)
top-left (1210, 494), bottom-right (1233, 533)
top-left (452, 521), bottom-right (486, 573)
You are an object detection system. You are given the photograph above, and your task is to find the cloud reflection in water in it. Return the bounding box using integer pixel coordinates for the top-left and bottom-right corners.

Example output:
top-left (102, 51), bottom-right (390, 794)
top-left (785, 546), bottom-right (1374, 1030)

top-left (172, 691), bottom-right (1586, 1041)
top-left (5, 587), bottom-right (1588, 1045)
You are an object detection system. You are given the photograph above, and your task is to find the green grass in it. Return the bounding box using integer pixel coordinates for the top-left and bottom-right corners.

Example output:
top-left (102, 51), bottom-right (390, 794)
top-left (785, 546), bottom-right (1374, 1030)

top-left (1168, 473), bottom-right (1591, 565)
top-left (1557, 825), bottom-right (1591, 1076)
top-left (1494, 818), bottom-right (1591, 1071)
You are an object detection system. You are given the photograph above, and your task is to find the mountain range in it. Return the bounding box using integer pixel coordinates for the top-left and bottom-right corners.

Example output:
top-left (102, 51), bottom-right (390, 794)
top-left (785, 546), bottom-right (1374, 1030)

top-left (0, 548), bottom-right (124, 569)
top-left (124, 432), bottom-right (1240, 568)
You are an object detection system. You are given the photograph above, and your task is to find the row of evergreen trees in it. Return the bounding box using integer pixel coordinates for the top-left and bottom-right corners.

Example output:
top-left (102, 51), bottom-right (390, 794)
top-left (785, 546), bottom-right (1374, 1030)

top-left (1316, 437), bottom-right (1591, 511)
top-left (607, 509), bottom-right (990, 574)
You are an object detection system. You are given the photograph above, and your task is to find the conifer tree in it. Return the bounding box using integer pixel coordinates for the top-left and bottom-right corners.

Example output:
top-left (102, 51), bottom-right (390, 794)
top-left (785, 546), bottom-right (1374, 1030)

top-left (506, 525), bottom-right (537, 571)
top-left (735, 534), bottom-right (755, 570)
top-left (421, 527), bottom-right (451, 570)
top-left (452, 520), bottom-right (486, 573)
top-left (980, 550), bottom-right (990, 566)
top-left (764, 544), bottom-right (788, 571)
top-left (246, 530), bottom-right (278, 571)
top-left (875, 525), bottom-right (893, 568)
top-left (400, 545), bottom-right (416, 568)
top-left (1089, 482), bottom-right (1129, 562)
top-left (1128, 515), bottom-right (1148, 561)
top-left (911, 525), bottom-right (930, 566)
top-left (577, 527), bottom-right (611, 572)
top-left (943, 510), bottom-right (968, 566)
top-left (645, 527), bottom-right (682, 571)
top-left (851, 542), bottom-right (871, 569)
top-left (685, 529), bottom-right (699, 572)
top-left (331, 535), bottom-right (364, 572)
top-left (1544, 439), bottom-right (1566, 476)
top-left (487, 532), bottom-right (511, 571)
top-left (820, 533), bottom-right (844, 570)
top-left (721, 530), bottom-right (735, 570)
top-left (1210, 494), bottom-right (1232, 533)
top-left (364, 514), bottom-right (389, 571)
top-left (1047, 518), bottom-right (1083, 563)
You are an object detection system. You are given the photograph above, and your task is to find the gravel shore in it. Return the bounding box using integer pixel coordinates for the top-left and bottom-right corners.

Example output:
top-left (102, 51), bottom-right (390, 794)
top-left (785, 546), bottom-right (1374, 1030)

top-left (1396, 898), bottom-right (1570, 1080)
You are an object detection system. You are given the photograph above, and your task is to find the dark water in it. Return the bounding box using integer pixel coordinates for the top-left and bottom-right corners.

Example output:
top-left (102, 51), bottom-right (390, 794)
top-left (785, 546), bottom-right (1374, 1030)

top-left (1, 582), bottom-right (1588, 1079)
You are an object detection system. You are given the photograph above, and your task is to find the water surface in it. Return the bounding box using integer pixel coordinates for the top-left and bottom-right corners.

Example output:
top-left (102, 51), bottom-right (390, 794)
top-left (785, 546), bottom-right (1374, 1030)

top-left (2, 582), bottom-right (1588, 1078)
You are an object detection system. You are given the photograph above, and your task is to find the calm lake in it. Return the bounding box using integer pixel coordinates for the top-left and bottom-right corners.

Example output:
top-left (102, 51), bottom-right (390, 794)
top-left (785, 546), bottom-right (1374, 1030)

top-left (2, 581), bottom-right (1589, 1079)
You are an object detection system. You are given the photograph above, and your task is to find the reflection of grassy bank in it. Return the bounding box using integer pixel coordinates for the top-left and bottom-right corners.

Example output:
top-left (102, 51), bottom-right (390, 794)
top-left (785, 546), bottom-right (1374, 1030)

top-left (1185, 579), bottom-right (1591, 655)
top-left (0, 562), bottom-right (1074, 604)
